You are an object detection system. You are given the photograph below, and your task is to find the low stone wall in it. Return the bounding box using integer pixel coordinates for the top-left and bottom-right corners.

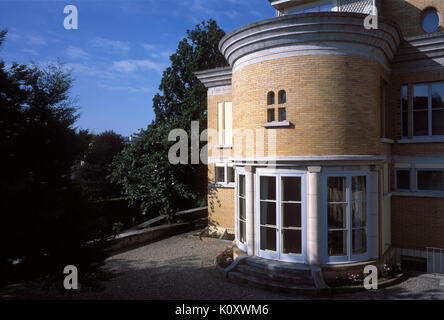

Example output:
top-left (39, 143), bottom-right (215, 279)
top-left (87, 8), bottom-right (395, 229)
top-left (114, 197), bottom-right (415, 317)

top-left (105, 207), bottom-right (208, 255)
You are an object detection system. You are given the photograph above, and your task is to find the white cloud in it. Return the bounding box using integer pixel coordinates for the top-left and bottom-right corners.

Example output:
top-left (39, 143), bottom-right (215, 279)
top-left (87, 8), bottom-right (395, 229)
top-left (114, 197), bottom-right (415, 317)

top-left (27, 35), bottom-right (47, 45)
top-left (98, 84), bottom-right (153, 93)
top-left (66, 45), bottom-right (89, 59)
top-left (90, 37), bottom-right (131, 54)
top-left (113, 59), bottom-right (164, 73)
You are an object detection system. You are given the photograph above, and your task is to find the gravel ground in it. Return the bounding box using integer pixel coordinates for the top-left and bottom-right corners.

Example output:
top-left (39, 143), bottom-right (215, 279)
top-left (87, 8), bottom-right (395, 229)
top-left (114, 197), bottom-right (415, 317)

top-left (1, 231), bottom-right (443, 300)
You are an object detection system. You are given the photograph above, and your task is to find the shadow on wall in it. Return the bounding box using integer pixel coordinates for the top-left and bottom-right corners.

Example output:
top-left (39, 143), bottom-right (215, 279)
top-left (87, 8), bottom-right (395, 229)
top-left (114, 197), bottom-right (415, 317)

top-left (382, 0), bottom-right (444, 38)
top-left (207, 185), bottom-right (222, 232)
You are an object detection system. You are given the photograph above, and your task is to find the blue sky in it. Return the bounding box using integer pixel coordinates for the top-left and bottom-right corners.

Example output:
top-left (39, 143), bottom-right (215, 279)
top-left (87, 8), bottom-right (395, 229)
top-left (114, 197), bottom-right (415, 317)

top-left (0, 0), bottom-right (274, 136)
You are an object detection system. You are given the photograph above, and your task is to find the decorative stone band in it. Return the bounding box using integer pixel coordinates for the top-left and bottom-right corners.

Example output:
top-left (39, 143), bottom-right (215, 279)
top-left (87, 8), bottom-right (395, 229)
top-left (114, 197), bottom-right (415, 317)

top-left (194, 66), bottom-right (232, 88)
top-left (208, 155), bottom-right (387, 164)
top-left (392, 33), bottom-right (444, 74)
top-left (219, 12), bottom-right (402, 72)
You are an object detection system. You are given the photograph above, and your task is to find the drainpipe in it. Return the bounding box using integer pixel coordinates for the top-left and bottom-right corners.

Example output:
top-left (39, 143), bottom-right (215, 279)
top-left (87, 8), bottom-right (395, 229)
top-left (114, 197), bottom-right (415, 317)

top-left (307, 166), bottom-right (322, 265)
top-left (245, 166), bottom-right (255, 256)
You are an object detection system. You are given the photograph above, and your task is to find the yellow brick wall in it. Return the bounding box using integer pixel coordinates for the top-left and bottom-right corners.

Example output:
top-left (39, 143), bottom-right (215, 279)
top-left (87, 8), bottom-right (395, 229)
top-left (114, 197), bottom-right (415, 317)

top-left (207, 163), bottom-right (235, 230)
top-left (383, 0), bottom-right (444, 37)
top-left (231, 55), bottom-right (388, 157)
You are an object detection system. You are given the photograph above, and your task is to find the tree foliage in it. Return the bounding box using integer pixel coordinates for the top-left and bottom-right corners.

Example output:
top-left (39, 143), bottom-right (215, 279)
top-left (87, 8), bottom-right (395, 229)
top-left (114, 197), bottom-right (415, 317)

top-left (110, 20), bottom-right (228, 217)
top-left (74, 130), bottom-right (124, 200)
top-left (0, 31), bottom-right (102, 274)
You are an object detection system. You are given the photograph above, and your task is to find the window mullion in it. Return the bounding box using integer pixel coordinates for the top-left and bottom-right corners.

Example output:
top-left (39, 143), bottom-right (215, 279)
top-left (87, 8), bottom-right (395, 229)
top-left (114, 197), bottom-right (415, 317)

top-left (429, 85), bottom-right (432, 137)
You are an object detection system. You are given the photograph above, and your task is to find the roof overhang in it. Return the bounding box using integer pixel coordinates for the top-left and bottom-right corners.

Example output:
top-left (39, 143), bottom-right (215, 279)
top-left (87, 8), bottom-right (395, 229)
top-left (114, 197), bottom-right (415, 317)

top-left (194, 66), bottom-right (232, 89)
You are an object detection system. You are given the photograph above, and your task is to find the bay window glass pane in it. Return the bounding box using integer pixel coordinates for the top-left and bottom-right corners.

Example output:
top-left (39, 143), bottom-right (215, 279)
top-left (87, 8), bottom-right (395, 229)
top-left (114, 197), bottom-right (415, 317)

top-left (260, 176), bottom-right (276, 200)
top-left (352, 201), bottom-right (366, 227)
top-left (432, 109), bottom-right (444, 135)
top-left (417, 170), bottom-right (444, 191)
top-left (239, 198), bottom-right (246, 220)
top-left (396, 170), bottom-right (410, 190)
top-left (352, 176), bottom-right (366, 201)
top-left (281, 177), bottom-right (301, 201)
top-left (401, 85), bottom-right (408, 137)
top-left (432, 83), bottom-right (444, 109)
top-left (327, 177), bottom-right (346, 202)
top-left (239, 220), bottom-right (246, 244)
top-left (328, 230), bottom-right (347, 256)
top-left (260, 227), bottom-right (276, 251)
top-left (282, 229), bottom-right (302, 254)
top-left (414, 110), bottom-right (429, 136)
top-left (281, 203), bottom-right (301, 228)
top-left (260, 202), bottom-right (276, 225)
top-left (413, 85), bottom-right (429, 110)
top-left (215, 166), bottom-right (225, 183)
top-left (352, 229), bottom-right (367, 254)
top-left (328, 204), bottom-right (347, 228)
top-left (238, 174), bottom-right (245, 196)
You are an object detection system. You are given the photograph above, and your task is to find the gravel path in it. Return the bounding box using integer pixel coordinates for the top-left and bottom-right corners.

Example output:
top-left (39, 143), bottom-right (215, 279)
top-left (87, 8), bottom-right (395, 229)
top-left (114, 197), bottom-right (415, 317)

top-left (1, 231), bottom-right (443, 300)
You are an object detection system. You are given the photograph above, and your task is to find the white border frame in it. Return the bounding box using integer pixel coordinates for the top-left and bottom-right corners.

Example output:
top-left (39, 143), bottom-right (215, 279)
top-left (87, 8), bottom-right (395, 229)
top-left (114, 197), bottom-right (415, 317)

top-left (255, 169), bottom-right (307, 263)
top-left (322, 171), bottom-right (370, 264)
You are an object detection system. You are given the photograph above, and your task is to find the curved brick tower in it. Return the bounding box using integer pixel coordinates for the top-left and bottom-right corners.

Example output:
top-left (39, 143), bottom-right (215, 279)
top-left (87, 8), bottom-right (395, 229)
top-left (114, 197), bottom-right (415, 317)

top-left (196, 0), bottom-right (444, 280)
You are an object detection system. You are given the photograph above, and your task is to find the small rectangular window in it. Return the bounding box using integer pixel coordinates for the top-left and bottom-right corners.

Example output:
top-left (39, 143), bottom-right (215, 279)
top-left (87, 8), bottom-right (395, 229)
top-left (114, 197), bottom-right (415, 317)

top-left (401, 85), bottom-right (408, 137)
top-left (413, 84), bottom-right (429, 136)
top-left (267, 108), bottom-right (275, 122)
top-left (227, 166), bottom-right (235, 184)
top-left (215, 166), bottom-right (225, 183)
top-left (278, 108), bottom-right (286, 121)
top-left (396, 170), bottom-right (410, 190)
top-left (417, 170), bottom-right (444, 191)
top-left (381, 83), bottom-right (387, 138)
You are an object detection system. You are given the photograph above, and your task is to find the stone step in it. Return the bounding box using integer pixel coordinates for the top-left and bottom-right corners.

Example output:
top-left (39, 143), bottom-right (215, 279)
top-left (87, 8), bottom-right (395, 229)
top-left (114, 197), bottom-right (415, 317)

top-left (228, 271), bottom-right (321, 296)
top-left (236, 264), bottom-right (315, 286)
top-left (243, 257), bottom-right (313, 277)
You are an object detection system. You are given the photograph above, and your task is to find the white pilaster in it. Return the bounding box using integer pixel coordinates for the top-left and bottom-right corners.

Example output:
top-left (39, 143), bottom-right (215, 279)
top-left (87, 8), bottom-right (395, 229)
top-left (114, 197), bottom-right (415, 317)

top-left (245, 166), bottom-right (255, 256)
top-left (307, 166), bottom-right (322, 265)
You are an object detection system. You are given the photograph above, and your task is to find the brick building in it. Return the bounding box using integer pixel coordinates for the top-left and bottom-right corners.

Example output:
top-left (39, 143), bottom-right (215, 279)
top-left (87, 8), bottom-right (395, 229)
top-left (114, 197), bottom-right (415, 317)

top-left (195, 0), bottom-right (444, 281)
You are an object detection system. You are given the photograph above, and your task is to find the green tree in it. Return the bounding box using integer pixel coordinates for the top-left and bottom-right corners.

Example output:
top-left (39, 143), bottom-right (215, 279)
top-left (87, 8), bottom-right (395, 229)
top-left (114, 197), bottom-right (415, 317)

top-left (111, 20), bottom-right (228, 218)
top-left (0, 31), bottom-right (102, 278)
top-left (74, 130), bottom-right (124, 199)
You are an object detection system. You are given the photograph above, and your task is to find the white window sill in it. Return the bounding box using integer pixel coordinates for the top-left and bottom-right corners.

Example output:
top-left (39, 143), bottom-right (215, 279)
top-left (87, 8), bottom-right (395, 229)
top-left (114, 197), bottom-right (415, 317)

top-left (209, 183), bottom-right (235, 189)
top-left (397, 136), bottom-right (444, 143)
top-left (380, 138), bottom-right (394, 144)
top-left (215, 145), bottom-right (232, 149)
top-left (261, 120), bottom-right (291, 128)
top-left (392, 191), bottom-right (444, 198)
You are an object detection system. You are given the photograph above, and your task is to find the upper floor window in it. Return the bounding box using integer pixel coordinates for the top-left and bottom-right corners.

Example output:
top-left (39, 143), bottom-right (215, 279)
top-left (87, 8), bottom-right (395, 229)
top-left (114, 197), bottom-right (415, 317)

top-left (413, 82), bottom-right (444, 137)
top-left (267, 91), bottom-right (275, 105)
top-left (422, 8), bottom-right (440, 33)
top-left (401, 85), bottom-right (408, 137)
top-left (278, 90), bottom-right (286, 104)
top-left (217, 102), bottom-right (232, 145)
top-left (286, 0), bottom-right (334, 14)
top-left (381, 81), bottom-right (387, 138)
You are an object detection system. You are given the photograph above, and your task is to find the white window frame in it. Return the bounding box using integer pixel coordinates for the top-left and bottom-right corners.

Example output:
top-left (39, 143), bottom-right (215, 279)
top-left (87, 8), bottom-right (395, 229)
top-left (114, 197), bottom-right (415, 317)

top-left (416, 168), bottom-right (444, 194)
top-left (322, 171), bottom-right (370, 264)
top-left (236, 169), bottom-right (247, 252)
top-left (412, 82), bottom-right (444, 138)
top-left (217, 101), bottom-right (232, 147)
top-left (255, 169), bottom-right (307, 263)
top-left (214, 163), bottom-right (235, 187)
